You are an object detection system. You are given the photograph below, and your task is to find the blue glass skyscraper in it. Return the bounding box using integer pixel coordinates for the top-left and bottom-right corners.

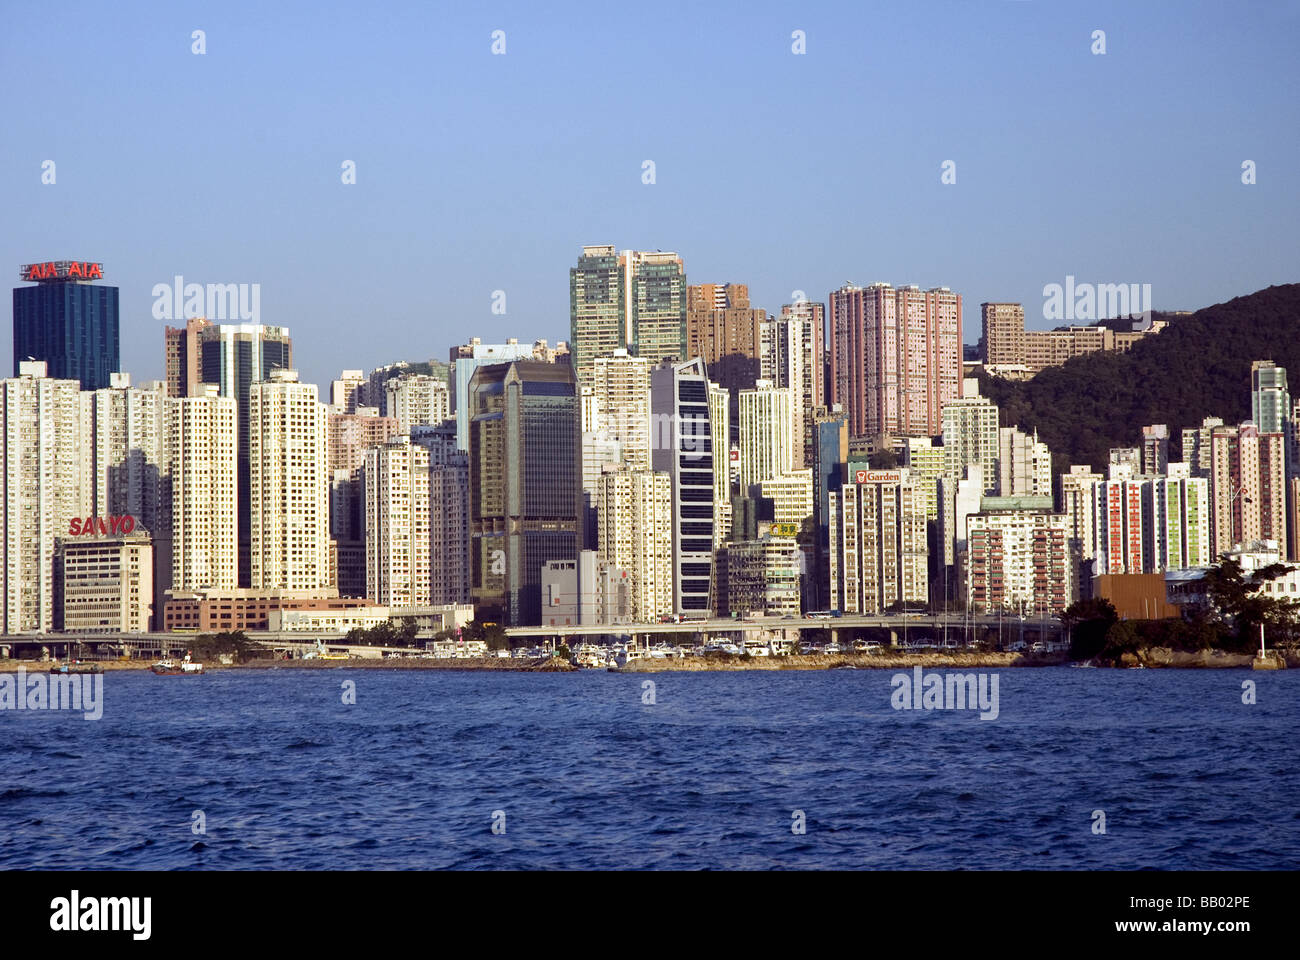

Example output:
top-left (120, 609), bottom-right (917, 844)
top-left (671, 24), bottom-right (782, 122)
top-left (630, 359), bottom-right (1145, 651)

top-left (13, 260), bottom-right (119, 390)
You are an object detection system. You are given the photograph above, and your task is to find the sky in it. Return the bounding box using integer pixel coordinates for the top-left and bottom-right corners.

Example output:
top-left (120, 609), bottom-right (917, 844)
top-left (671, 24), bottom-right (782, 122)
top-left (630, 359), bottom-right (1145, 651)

top-left (2, 0), bottom-right (1298, 391)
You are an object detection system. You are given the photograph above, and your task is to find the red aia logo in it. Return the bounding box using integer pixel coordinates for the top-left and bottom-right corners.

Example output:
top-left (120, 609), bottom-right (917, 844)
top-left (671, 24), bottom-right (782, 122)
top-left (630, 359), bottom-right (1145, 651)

top-left (22, 261), bottom-right (103, 281)
top-left (69, 516), bottom-right (136, 536)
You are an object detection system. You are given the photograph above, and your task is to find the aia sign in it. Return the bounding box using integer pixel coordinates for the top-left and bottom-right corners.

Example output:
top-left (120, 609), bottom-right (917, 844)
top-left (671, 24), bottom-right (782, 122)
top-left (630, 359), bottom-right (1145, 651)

top-left (69, 515), bottom-right (136, 536)
top-left (20, 260), bottom-right (104, 282)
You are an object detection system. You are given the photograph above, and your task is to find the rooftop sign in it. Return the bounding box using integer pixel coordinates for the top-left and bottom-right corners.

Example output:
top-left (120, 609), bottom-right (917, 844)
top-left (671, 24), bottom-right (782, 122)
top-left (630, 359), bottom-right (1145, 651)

top-left (20, 261), bottom-right (104, 282)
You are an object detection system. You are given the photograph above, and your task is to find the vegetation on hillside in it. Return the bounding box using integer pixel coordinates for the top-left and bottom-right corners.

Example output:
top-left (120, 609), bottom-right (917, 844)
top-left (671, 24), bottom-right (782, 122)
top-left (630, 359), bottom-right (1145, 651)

top-left (979, 284), bottom-right (1300, 474)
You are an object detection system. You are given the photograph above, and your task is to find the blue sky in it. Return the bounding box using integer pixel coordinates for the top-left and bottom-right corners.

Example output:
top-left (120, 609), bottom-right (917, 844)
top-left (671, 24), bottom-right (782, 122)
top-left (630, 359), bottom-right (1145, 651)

top-left (3, 0), bottom-right (1297, 389)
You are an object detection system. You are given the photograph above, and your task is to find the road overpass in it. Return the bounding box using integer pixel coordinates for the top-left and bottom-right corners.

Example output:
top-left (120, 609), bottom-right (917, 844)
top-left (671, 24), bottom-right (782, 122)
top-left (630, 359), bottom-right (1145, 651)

top-left (507, 613), bottom-right (1065, 644)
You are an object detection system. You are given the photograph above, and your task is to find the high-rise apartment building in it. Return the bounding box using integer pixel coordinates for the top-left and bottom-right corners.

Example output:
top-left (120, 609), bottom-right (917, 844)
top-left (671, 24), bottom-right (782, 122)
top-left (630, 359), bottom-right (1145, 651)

top-left (570, 247), bottom-right (686, 380)
top-left (626, 251), bottom-right (686, 366)
top-left (469, 360), bottom-right (580, 626)
top-left (1091, 461), bottom-right (1210, 576)
top-left (737, 380), bottom-right (795, 492)
top-left (1209, 423), bottom-right (1287, 558)
top-left (758, 470), bottom-right (814, 527)
top-left (163, 317), bottom-right (213, 398)
top-left (365, 434), bottom-right (431, 608)
top-left (764, 304), bottom-right (826, 467)
top-left (14, 260), bottom-right (119, 390)
top-left (941, 379), bottom-right (1000, 492)
top-left (569, 246), bottom-right (626, 382)
top-left (709, 381), bottom-right (732, 547)
top-left (385, 373), bottom-right (450, 435)
top-left (167, 386), bottom-right (238, 592)
top-left (428, 452), bottom-right (471, 606)
top-left (197, 322), bottom-right (292, 586)
top-left (828, 283), bottom-right (961, 442)
top-left (902, 436), bottom-right (946, 521)
top-left (79, 373), bottom-right (167, 536)
top-left (248, 371), bottom-right (329, 590)
top-left (980, 303), bottom-right (1025, 367)
top-left (1059, 465), bottom-right (1102, 600)
top-left (965, 497), bottom-right (1070, 616)
top-left (1181, 417), bottom-right (1224, 478)
top-left (650, 358), bottom-right (716, 616)
top-left (827, 468), bottom-right (928, 614)
top-left (685, 283), bottom-right (766, 436)
top-left (1141, 424), bottom-right (1170, 476)
top-left (596, 469), bottom-right (673, 622)
top-left (330, 369), bottom-right (366, 413)
top-left (997, 426), bottom-right (1053, 498)
top-left (1, 362), bottom-right (84, 632)
top-left (588, 350), bottom-right (653, 471)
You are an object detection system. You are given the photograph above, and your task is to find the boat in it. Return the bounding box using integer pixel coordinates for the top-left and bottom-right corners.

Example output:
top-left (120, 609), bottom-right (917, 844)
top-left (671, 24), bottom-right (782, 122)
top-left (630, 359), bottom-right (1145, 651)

top-left (152, 654), bottom-right (204, 675)
top-left (49, 662), bottom-right (103, 675)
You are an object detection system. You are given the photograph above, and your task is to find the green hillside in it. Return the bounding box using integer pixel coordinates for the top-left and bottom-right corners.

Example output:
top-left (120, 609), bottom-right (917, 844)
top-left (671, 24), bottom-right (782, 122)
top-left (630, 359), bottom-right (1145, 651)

top-left (978, 283), bottom-right (1300, 474)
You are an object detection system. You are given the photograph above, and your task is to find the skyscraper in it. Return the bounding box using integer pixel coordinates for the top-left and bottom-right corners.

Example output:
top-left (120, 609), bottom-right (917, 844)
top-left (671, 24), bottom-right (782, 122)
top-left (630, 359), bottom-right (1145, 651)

top-left (588, 350), bottom-right (653, 471)
top-left (1, 362), bottom-right (84, 632)
top-left (469, 360), bottom-right (580, 626)
top-left (365, 434), bottom-right (431, 608)
top-left (829, 282), bottom-right (962, 442)
top-left (626, 251), bottom-right (686, 366)
top-left (248, 370), bottom-right (329, 590)
top-left (737, 380), bottom-right (795, 491)
top-left (163, 317), bottom-right (213, 398)
top-left (569, 245), bottom-right (626, 382)
top-left (1251, 361), bottom-right (1290, 435)
top-left (650, 358), bottom-right (716, 616)
top-left (597, 469), bottom-right (673, 622)
top-left (167, 386), bottom-right (239, 592)
top-left (764, 303), bottom-right (826, 467)
top-left (570, 247), bottom-right (686, 381)
top-left (810, 406), bottom-right (849, 610)
top-left (828, 468), bottom-right (928, 614)
top-left (14, 260), bottom-right (119, 390)
top-left (685, 282), bottom-right (766, 435)
top-left (1209, 422), bottom-right (1287, 557)
top-left (942, 379), bottom-right (1000, 492)
top-left (197, 322), bottom-right (293, 586)
top-left (450, 339), bottom-right (543, 449)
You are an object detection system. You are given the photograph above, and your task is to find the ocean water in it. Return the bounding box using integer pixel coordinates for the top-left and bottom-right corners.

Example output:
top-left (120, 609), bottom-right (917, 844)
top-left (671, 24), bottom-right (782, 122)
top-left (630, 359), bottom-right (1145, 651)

top-left (1, 667), bottom-right (1297, 870)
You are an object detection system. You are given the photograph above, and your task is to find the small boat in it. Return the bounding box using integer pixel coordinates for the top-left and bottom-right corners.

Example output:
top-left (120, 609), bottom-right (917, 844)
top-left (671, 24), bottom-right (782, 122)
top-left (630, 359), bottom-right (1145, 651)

top-left (50, 662), bottom-right (103, 675)
top-left (152, 655), bottom-right (204, 675)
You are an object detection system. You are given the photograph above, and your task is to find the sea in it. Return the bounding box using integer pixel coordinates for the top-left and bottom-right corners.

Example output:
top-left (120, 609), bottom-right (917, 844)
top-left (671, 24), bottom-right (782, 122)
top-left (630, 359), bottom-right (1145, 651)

top-left (2, 667), bottom-right (1297, 870)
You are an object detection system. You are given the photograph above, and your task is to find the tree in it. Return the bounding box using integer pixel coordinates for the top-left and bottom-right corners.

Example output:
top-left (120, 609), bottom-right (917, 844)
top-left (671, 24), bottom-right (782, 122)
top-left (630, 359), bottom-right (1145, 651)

top-left (191, 630), bottom-right (258, 664)
top-left (1061, 597), bottom-right (1117, 661)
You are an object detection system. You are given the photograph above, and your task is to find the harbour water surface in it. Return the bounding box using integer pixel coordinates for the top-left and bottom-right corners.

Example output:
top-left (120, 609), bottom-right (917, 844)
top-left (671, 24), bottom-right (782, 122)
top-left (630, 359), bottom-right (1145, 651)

top-left (2, 668), bottom-right (1297, 869)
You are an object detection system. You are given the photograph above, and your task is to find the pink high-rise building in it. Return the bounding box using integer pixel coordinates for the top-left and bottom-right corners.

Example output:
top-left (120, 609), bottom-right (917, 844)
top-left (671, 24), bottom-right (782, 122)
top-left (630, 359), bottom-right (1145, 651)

top-left (828, 283), bottom-right (961, 442)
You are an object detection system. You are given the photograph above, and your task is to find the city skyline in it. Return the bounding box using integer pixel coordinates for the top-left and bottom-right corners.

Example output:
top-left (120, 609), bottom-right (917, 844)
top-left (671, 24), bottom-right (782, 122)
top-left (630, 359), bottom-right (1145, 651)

top-left (4, 1), bottom-right (1297, 390)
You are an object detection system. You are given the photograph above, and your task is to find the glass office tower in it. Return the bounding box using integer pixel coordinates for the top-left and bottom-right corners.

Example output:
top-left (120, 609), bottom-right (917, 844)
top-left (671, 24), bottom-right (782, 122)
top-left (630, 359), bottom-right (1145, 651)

top-left (13, 260), bottom-right (119, 390)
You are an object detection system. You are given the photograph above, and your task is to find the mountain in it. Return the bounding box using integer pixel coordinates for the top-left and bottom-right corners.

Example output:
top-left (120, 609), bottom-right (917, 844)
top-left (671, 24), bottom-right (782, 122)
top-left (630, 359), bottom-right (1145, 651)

top-left (977, 283), bottom-right (1300, 474)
